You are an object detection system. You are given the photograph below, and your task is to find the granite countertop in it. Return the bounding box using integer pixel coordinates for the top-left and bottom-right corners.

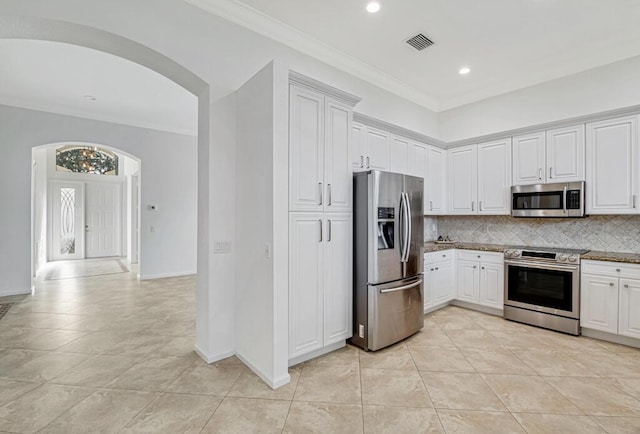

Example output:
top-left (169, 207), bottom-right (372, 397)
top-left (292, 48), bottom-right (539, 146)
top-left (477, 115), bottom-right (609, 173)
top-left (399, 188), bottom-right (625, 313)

top-left (423, 242), bottom-right (508, 253)
top-left (581, 251), bottom-right (640, 265)
top-left (424, 242), bottom-right (640, 265)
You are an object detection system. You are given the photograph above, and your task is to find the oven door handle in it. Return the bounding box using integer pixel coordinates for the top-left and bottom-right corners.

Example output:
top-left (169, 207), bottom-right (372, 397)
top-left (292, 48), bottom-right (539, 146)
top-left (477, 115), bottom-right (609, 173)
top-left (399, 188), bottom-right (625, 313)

top-left (504, 259), bottom-right (579, 272)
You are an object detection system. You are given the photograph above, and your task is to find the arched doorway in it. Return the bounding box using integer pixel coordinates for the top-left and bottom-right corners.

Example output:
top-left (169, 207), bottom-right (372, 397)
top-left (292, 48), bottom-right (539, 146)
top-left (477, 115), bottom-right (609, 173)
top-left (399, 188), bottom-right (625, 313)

top-left (0, 15), bottom-right (217, 361)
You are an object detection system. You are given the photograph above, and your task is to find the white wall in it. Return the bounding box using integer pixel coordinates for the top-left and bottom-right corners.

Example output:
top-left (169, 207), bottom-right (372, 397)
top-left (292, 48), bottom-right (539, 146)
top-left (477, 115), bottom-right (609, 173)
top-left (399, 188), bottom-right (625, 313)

top-left (32, 147), bottom-right (48, 275)
top-left (0, 104), bottom-right (197, 296)
top-left (234, 62), bottom-right (290, 388)
top-left (439, 54), bottom-right (640, 142)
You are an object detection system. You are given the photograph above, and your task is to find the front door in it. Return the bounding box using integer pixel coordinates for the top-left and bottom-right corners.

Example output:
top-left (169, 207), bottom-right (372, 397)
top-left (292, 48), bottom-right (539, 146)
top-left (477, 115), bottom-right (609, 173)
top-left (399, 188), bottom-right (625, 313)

top-left (51, 181), bottom-right (85, 260)
top-left (85, 183), bottom-right (120, 258)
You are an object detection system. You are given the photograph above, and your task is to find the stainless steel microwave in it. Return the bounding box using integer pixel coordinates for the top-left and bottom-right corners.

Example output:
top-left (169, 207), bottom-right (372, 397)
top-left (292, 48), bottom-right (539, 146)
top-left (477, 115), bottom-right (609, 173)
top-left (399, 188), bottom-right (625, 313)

top-left (511, 181), bottom-right (585, 218)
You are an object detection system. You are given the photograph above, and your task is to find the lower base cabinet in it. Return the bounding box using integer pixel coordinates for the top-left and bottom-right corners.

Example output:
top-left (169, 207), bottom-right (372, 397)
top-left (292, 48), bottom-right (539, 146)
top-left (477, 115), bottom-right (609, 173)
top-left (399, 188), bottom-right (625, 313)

top-left (289, 213), bottom-right (352, 360)
top-left (456, 251), bottom-right (504, 309)
top-left (424, 251), bottom-right (456, 311)
top-left (581, 261), bottom-right (640, 340)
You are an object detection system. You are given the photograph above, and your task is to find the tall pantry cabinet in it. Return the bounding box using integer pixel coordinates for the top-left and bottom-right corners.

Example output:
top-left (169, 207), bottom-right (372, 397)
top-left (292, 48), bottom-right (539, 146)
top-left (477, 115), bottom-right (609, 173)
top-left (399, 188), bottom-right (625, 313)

top-left (288, 73), bottom-right (361, 363)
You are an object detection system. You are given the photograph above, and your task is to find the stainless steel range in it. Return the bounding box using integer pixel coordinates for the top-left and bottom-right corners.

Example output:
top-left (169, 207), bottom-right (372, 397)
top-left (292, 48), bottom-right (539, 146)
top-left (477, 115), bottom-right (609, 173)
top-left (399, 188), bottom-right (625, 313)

top-left (503, 247), bottom-right (589, 335)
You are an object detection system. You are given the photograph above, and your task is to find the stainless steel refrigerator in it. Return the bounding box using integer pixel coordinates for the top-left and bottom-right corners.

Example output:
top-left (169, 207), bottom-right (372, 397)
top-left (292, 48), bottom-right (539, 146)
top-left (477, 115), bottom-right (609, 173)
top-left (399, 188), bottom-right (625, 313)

top-left (351, 170), bottom-right (424, 351)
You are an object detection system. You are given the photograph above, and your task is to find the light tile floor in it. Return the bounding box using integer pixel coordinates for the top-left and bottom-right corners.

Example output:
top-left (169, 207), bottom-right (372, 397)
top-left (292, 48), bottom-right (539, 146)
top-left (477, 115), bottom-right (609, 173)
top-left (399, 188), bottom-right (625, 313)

top-left (1, 265), bottom-right (640, 433)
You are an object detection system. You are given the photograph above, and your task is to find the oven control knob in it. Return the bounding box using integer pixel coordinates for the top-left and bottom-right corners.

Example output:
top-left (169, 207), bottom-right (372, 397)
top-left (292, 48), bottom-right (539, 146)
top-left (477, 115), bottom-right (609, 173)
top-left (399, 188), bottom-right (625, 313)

top-left (504, 250), bottom-right (512, 258)
top-left (568, 255), bottom-right (577, 262)
top-left (559, 255), bottom-right (568, 262)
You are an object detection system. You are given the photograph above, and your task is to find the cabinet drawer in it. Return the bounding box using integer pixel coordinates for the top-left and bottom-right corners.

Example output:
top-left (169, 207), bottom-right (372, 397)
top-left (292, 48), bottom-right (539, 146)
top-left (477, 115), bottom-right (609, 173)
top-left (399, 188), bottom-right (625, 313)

top-left (582, 260), bottom-right (640, 279)
top-left (425, 250), bottom-right (454, 264)
top-left (457, 250), bottom-right (503, 264)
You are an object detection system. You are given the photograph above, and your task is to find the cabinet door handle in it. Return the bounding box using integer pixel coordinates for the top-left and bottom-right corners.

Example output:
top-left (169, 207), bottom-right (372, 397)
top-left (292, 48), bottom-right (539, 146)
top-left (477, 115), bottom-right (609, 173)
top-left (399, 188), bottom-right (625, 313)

top-left (549, 167), bottom-right (553, 179)
top-left (318, 219), bottom-right (322, 242)
top-left (471, 201), bottom-right (474, 211)
top-left (360, 155), bottom-right (364, 168)
top-left (327, 184), bottom-right (332, 206)
top-left (473, 265), bottom-right (477, 269)
top-left (481, 266), bottom-right (485, 270)
top-left (624, 284), bottom-right (629, 288)
top-left (366, 156), bottom-right (370, 168)
top-left (328, 219), bottom-right (332, 242)
top-left (633, 195), bottom-right (637, 208)
top-left (617, 268), bottom-right (621, 272)
top-left (435, 267), bottom-right (439, 271)
top-left (318, 182), bottom-right (323, 205)
top-left (430, 268), bottom-right (434, 271)
top-left (610, 282), bottom-right (614, 286)
top-left (479, 201), bottom-right (482, 211)
top-left (430, 200), bottom-right (433, 211)
top-left (539, 168), bottom-right (542, 180)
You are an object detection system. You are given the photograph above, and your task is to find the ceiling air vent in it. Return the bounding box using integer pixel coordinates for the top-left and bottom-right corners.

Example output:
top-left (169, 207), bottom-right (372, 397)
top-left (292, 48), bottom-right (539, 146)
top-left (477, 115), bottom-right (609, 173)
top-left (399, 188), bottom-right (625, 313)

top-left (406, 33), bottom-right (434, 51)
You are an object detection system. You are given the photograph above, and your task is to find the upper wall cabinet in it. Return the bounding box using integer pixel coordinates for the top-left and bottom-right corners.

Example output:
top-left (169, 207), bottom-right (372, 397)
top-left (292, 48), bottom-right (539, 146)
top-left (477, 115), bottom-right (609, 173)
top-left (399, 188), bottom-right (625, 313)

top-left (351, 123), bottom-right (390, 172)
top-left (425, 145), bottom-right (447, 215)
top-left (290, 81), bottom-right (359, 213)
top-left (477, 138), bottom-right (512, 215)
top-left (586, 115), bottom-right (640, 214)
top-left (389, 134), bottom-right (409, 174)
top-left (513, 125), bottom-right (585, 185)
top-left (448, 145), bottom-right (477, 214)
top-left (449, 139), bottom-right (511, 215)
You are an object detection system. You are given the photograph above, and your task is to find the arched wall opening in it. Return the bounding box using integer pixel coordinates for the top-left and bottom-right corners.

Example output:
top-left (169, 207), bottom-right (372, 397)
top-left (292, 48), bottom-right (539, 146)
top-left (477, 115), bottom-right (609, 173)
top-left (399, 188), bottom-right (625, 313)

top-left (0, 15), bottom-right (218, 362)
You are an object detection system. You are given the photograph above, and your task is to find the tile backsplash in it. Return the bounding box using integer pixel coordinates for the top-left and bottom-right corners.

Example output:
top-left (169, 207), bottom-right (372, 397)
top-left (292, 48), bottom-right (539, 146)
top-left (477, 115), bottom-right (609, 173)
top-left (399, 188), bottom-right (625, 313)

top-left (428, 215), bottom-right (640, 253)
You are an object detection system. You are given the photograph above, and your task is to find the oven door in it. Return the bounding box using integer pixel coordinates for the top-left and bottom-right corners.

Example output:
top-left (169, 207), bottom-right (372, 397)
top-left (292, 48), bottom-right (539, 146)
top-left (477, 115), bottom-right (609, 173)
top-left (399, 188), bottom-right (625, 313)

top-left (504, 260), bottom-right (579, 319)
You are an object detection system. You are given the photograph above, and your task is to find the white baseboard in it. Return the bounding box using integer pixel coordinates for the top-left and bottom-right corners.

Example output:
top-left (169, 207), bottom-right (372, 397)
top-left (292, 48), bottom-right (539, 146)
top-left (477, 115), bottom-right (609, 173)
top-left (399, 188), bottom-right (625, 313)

top-left (581, 328), bottom-right (640, 349)
top-left (235, 352), bottom-right (291, 390)
top-left (450, 300), bottom-right (503, 317)
top-left (194, 345), bottom-right (235, 364)
top-left (0, 288), bottom-right (31, 298)
top-left (139, 270), bottom-right (197, 280)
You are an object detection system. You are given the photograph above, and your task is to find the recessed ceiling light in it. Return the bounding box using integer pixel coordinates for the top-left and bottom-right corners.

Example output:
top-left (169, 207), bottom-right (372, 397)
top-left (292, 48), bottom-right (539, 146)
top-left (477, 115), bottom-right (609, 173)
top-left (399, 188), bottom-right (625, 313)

top-left (366, 1), bottom-right (381, 13)
top-left (84, 95), bottom-right (96, 101)
top-left (459, 67), bottom-right (471, 75)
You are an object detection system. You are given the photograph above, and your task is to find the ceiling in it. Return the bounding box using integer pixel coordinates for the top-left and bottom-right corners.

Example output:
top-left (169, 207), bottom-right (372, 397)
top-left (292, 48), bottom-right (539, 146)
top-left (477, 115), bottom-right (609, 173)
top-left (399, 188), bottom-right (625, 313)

top-left (191, 0), bottom-right (640, 111)
top-left (0, 39), bottom-right (198, 135)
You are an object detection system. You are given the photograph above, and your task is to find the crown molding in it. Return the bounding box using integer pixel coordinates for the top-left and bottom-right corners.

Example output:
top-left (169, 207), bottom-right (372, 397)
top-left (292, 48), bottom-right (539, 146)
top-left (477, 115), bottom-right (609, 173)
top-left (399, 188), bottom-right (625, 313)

top-left (354, 112), bottom-right (447, 148)
top-left (289, 71), bottom-right (361, 107)
top-left (184, 0), bottom-right (440, 111)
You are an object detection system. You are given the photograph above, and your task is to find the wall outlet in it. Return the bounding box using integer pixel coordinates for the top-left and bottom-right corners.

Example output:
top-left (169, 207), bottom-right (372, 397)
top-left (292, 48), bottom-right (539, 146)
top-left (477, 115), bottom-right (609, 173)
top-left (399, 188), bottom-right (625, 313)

top-left (214, 240), bottom-right (232, 253)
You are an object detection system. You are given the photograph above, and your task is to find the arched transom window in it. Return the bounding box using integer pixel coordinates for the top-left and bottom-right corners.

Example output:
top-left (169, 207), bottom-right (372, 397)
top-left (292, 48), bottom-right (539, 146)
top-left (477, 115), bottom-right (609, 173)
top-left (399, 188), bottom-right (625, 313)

top-left (56, 145), bottom-right (119, 175)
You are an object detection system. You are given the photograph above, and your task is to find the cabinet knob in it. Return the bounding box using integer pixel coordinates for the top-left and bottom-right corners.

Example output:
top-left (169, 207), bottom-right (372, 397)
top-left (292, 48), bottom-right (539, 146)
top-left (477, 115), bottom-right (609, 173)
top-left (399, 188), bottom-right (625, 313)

top-left (624, 284), bottom-right (629, 288)
top-left (616, 269), bottom-right (621, 272)
top-left (477, 255), bottom-right (481, 258)
top-left (473, 265), bottom-right (477, 269)
top-left (435, 267), bottom-right (439, 271)
top-left (430, 268), bottom-right (434, 271)
top-left (481, 266), bottom-right (485, 270)
top-left (610, 283), bottom-right (615, 286)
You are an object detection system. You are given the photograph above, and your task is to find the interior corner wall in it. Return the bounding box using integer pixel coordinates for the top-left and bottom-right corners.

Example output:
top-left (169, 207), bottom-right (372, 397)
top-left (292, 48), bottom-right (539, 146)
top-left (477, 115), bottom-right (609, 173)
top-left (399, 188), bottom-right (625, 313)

top-left (32, 147), bottom-right (48, 275)
top-left (439, 55), bottom-right (640, 142)
top-left (235, 62), bottom-right (289, 388)
top-left (0, 104), bottom-right (197, 296)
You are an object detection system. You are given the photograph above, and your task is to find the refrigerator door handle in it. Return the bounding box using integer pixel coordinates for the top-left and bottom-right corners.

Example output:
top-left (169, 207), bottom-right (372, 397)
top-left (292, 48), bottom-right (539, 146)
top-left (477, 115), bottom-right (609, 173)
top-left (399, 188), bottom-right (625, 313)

top-left (380, 279), bottom-right (423, 293)
top-left (398, 193), bottom-right (406, 262)
top-left (405, 192), bottom-right (412, 261)
top-left (400, 192), bottom-right (410, 263)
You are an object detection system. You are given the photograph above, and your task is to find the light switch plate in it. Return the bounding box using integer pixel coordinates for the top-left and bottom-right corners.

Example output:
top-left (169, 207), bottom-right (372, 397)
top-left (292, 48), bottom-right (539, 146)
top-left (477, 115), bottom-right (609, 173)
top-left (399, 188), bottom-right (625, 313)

top-left (214, 241), bottom-right (232, 253)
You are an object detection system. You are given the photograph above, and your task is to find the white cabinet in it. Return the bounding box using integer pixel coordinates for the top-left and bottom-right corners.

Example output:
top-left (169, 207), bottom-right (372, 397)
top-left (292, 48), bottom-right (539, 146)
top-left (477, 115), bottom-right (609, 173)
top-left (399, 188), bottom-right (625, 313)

top-left (512, 132), bottom-right (546, 185)
top-left (389, 134), bottom-right (409, 174)
top-left (586, 116), bottom-right (640, 214)
top-left (477, 138), bottom-right (512, 215)
top-left (424, 250), bottom-right (456, 311)
top-left (456, 250), bottom-right (504, 309)
top-left (546, 125), bottom-right (585, 182)
top-left (408, 141), bottom-right (428, 214)
top-left (289, 213), bottom-right (352, 359)
top-left (290, 84), bottom-right (352, 212)
top-left (449, 140), bottom-right (511, 215)
top-left (351, 123), bottom-right (390, 171)
top-left (448, 145), bottom-right (477, 214)
top-left (513, 125), bottom-right (585, 186)
top-left (426, 145), bottom-right (447, 215)
top-left (581, 260), bottom-right (640, 340)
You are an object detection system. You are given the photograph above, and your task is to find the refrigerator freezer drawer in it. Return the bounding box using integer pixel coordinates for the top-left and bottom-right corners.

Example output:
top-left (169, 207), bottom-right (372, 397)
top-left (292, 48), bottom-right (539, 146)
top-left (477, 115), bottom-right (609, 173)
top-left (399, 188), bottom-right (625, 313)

top-left (367, 277), bottom-right (423, 351)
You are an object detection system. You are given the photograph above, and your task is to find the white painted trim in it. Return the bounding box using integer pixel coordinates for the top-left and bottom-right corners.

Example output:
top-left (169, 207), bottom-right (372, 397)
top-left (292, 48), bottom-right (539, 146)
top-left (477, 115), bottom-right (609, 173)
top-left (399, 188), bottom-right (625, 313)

top-left (289, 71), bottom-right (361, 107)
top-left (450, 300), bottom-right (503, 317)
top-left (139, 270), bottom-right (197, 280)
top-left (581, 328), bottom-right (640, 349)
top-left (236, 352), bottom-right (292, 389)
top-left (184, 0), bottom-right (440, 111)
top-left (194, 345), bottom-right (235, 363)
top-left (354, 112), bottom-right (447, 148)
top-left (287, 340), bottom-right (345, 367)
top-left (0, 288), bottom-right (31, 298)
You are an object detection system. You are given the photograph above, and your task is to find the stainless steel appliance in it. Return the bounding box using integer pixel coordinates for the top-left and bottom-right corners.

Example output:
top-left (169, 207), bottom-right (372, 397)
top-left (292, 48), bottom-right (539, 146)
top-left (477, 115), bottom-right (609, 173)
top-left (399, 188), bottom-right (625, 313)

top-left (504, 247), bottom-right (589, 335)
top-left (511, 181), bottom-right (585, 218)
top-left (351, 170), bottom-right (424, 351)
